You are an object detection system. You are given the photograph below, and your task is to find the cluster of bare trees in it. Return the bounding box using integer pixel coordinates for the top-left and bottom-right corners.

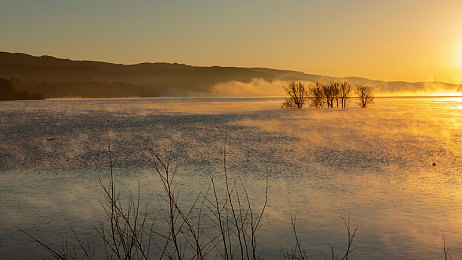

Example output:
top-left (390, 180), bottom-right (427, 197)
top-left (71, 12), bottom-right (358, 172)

top-left (308, 81), bottom-right (353, 109)
top-left (282, 81), bottom-right (374, 109)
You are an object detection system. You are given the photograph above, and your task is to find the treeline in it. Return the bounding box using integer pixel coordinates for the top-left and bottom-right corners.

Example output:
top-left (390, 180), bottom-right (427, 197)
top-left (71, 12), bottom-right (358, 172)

top-left (29, 80), bottom-right (160, 98)
top-left (0, 78), bottom-right (161, 99)
top-left (282, 81), bottom-right (374, 109)
top-left (0, 78), bottom-right (45, 100)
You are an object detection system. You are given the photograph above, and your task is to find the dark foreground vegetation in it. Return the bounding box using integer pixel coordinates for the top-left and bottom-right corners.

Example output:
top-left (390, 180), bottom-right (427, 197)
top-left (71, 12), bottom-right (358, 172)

top-left (18, 144), bottom-right (454, 259)
top-left (282, 81), bottom-right (374, 109)
top-left (19, 145), bottom-right (360, 260)
top-left (0, 78), bottom-right (45, 100)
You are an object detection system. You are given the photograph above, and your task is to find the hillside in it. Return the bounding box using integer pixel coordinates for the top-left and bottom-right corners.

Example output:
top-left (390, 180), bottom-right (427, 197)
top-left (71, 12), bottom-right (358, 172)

top-left (0, 51), bottom-right (460, 98)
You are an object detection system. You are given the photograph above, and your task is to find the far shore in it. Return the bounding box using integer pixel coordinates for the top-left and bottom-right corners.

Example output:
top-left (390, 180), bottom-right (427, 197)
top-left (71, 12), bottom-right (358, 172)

top-left (2, 94), bottom-right (461, 102)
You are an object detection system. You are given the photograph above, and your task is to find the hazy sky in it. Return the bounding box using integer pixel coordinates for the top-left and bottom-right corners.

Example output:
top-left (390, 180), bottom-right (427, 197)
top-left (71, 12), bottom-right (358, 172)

top-left (2, 0), bottom-right (462, 83)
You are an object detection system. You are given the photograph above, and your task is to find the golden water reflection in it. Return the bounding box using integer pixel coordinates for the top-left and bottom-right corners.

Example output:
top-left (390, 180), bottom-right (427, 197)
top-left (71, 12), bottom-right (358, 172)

top-left (1, 97), bottom-right (461, 259)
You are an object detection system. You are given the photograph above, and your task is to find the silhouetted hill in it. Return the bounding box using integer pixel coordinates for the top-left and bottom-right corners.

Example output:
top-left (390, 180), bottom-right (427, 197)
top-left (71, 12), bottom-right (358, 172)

top-left (0, 51), bottom-right (460, 98)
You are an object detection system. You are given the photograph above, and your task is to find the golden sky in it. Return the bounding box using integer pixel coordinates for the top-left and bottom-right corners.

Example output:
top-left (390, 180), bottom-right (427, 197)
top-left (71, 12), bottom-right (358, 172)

top-left (2, 0), bottom-right (462, 83)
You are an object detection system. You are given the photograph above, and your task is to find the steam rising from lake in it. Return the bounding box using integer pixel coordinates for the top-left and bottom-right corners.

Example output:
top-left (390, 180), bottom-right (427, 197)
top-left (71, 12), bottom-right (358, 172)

top-left (203, 78), bottom-right (287, 97)
top-left (202, 78), bottom-right (462, 97)
top-left (1, 97), bottom-right (462, 259)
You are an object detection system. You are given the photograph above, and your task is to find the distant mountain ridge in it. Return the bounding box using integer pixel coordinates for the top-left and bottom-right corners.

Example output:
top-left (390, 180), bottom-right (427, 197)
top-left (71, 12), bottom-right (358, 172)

top-left (0, 51), bottom-right (460, 98)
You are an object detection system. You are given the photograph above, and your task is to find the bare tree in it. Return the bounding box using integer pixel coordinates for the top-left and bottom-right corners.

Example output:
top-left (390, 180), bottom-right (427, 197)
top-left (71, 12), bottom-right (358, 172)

top-left (322, 82), bottom-right (339, 108)
top-left (282, 82), bottom-right (309, 109)
top-left (309, 82), bottom-right (324, 108)
top-left (339, 82), bottom-right (352, 108)
top-left (355, 85), bottom-right (374, 108)
top-left (332, 82), bottom-right (340, 108)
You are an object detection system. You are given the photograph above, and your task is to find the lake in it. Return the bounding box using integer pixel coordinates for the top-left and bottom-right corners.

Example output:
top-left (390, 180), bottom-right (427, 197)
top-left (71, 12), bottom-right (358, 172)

top-left (1, 97), bottom-right (462, 259)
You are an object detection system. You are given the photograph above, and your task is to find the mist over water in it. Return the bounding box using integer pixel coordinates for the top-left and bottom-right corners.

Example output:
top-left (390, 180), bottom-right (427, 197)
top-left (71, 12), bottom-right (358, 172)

top-left (1, 97), bottom-right (462, 259)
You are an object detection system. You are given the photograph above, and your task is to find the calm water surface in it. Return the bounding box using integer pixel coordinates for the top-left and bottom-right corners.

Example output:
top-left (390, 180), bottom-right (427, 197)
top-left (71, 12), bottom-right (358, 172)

top-left (1, 97), bottom-right (462, 259)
